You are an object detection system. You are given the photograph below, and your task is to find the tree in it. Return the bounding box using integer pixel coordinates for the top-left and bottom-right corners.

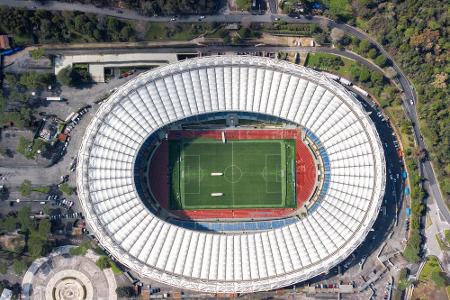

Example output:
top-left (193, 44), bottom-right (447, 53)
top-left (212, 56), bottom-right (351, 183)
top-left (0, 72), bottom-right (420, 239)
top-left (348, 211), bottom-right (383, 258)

top-left (375, 55), bottom-right (388, 67)
top-left (38, 219), bottom-right (51, 238)
top-left (17, 205), bottom-right (34, 232)
top-left (12, 259), bottom-right (26, 275)
top-left (116, 286), bottom-right (134, 297)
top-left (403, 229), bottom-right (422, 263)
top-left (431, 271), bottom-right (447, 287)
top-left (235, 0), bottom-right (252, 11)
top-left (120, 26), bottom-right (133, 41)
top-left (0, 262), bottom-right (7, 274)
top-left (57, 66), bottom-right (74, 86)
top-left (232, 35), bottom-right (242, 44)
top-left (1, 215), bottom-right (18, 232)
top-left (5, 73), bottom-right (18, 86)
top-left (74, 14), bottom-right (88, 31)
top-left (19, 72), bottom-right (52, 91)
top-left (403, 243), bottom-right (420, 263)
top-left (397, 268), bottom-right (409, 291)
top-left (9, 90), bottom-right (28, 102)
top-left (28, 233), bottom-right (44, 258)
top-left (367, 48), bottom-right (378, 59)
top-left (59, 183), bottom-right (74, 195)
top-left (107, 17), bottom-right (120, 33)
top-left (238, 27), bottom-right (251, 39)
top-left (69, 241), bottom-right (90, 256)
top-left (71, 67), bottom-right (92, 84)
top-left (42, 204), bottom-right (50, 215)
top-left (96, 256), bottom-right (111, 269)
top-left (358, 39), bottom-right (371, 54)
top-left (359, 68), bottom-right (371, 82)
top-left (30, 48), bottom-right (45, 60)
top-left (19, 180), bottom-right (32, 197)
top-left (223, 35), bottom-right (231, 44)
top-left (371, 72), bottom-right (384, 85)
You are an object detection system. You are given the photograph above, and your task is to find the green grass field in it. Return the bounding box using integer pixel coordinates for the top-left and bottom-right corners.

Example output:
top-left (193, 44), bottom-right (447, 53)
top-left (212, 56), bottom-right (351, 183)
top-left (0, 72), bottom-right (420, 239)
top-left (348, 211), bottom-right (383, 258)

top-left (169, 138), bottom-right (296, 210)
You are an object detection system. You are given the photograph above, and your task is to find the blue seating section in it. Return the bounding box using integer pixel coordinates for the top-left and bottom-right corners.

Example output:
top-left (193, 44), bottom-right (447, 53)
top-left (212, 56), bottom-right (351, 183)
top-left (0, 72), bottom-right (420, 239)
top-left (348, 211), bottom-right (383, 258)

top-left (169, 217), bottom-right (298, 232)
top-left (305, 130), bottom-right (331, 212)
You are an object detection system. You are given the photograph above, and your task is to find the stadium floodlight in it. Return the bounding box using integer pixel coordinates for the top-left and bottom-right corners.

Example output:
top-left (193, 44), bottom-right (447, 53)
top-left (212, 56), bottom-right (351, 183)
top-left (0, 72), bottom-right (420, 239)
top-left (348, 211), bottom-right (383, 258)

top-left (77, 56), bottom-right (385, 293)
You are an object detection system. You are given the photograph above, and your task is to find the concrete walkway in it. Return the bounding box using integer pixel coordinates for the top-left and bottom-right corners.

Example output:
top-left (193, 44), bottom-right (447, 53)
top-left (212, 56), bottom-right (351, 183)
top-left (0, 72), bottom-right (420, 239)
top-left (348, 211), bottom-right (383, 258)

top-left (22, 246), bottom-right (117, 300)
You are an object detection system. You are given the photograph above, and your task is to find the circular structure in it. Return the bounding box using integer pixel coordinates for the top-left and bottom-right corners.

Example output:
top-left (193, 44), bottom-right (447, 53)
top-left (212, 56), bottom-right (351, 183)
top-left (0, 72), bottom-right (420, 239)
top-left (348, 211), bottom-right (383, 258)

top-left (77, 56), bottom-right (385, 293)
top-left (46, 271), bottom-right (93, 300)
top-left (22, 246), bottom-right (117, 300)
top-left (224, 165), bottom-right (243, 183)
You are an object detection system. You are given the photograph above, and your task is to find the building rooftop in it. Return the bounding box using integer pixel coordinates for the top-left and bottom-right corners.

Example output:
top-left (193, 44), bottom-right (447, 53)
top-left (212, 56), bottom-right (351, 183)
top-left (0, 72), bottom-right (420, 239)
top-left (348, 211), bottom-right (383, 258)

top-left (0, 35), bottom-right (10, 50)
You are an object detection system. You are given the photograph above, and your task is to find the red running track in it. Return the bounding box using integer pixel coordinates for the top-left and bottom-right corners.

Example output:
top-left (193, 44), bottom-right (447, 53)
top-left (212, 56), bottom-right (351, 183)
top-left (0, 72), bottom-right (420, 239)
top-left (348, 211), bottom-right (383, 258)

top-left (148, 129), bottom-right (316, 220)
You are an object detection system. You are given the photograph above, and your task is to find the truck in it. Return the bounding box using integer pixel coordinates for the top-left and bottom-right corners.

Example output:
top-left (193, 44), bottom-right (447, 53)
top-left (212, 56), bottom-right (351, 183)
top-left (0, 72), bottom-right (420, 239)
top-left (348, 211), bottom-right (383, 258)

top-left (46, 96), bottom-right (63, 101)
top-left (322, 72), bottom-right (340, 81)
top-left (64, 112), bottom-right (76, 123)
top-left (352, 85), bottom-right (369, 97)
top-left (338, 77), bottom-right (352, 86)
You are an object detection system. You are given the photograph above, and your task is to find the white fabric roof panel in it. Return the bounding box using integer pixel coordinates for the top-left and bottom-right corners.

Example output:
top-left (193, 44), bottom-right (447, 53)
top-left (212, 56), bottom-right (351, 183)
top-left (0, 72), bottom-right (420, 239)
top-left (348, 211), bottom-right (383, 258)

top-left (77, 56), bottom-right (385, 293)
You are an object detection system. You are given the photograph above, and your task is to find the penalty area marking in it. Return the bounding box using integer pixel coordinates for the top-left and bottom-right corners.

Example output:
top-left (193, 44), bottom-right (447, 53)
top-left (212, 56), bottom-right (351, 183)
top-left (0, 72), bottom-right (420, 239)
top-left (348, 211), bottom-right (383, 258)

top-left (264, 154), bottom-right (283, 194)
top-left (183, 154), bottom-right (201, 195)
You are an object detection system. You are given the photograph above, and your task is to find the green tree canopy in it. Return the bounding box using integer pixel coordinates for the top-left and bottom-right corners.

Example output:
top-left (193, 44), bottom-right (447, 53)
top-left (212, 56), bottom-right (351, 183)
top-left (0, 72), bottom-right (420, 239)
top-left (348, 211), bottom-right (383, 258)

top-left (28, 233), bottom-right (44, 258)
top-left (358, 40), bottom-right (371, 54)
top-left (116, 286), bottom-right (134, 297)
top-left (0, 262), bottom-right (7, 274)
top-left (96, 256), bottom-right (111, 269)
top-left (57, 66), bottom-right (74, 86)
top-left (12, 259), bottom-right (26, 275)
top-left (367, 48), bottom-right (378, 59)
top-left (19, 180), bottom-right (32, 197)
top-left (59, 183), bottom-right (74, 195)
top-left (19, 72), bottom-right (52, 91)
top-left (359, 68), bottom-right (371, 82)
top-left (30, 48), bottom-right (45, 60)
top-left (1, 215), bottom-right (18, 232)
top-left (431, 271), bottom-right (447, 287)
top-left (375, 55), bottom-right (388, 67)
top-left (38, 219), bottom-right (51, 238)
top-left (17, 205), bottom-right (34, 232)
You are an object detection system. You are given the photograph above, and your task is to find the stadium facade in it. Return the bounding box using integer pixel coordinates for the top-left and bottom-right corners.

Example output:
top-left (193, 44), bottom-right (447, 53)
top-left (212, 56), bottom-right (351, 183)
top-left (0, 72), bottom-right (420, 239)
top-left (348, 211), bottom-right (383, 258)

top-left (76, 56), bottom-right (386, 293)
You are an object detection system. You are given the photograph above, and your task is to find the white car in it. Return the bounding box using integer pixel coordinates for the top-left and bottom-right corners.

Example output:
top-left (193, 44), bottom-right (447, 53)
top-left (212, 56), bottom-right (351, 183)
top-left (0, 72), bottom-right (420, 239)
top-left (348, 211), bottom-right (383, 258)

top-left (410, 99), bottom-right (414, 105)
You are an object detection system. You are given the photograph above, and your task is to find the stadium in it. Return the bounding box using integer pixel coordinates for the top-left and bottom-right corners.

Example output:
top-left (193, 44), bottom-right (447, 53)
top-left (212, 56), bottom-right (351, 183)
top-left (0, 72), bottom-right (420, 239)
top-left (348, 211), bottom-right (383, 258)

top-left (76, 56), bottom-right (386, 293)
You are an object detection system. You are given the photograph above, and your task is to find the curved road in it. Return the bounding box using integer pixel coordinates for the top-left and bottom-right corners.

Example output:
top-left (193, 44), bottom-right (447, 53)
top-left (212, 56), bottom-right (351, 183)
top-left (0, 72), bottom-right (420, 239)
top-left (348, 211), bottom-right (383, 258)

top-left (1, 0), bottom-right (447, 222)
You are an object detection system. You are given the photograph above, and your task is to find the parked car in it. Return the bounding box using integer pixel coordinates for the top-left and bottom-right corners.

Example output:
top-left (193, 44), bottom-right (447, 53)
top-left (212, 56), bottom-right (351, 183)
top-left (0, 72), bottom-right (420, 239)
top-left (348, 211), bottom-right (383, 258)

top-left (61, 175), bottom-right (69, 183)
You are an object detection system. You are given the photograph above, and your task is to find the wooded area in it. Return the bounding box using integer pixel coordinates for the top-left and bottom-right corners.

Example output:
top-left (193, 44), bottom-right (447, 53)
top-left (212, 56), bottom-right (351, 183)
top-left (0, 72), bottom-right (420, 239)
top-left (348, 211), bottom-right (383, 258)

top-left (58, 0), bottom-right (220, 15)
top-left (349, 0), bottom-right (449, 205)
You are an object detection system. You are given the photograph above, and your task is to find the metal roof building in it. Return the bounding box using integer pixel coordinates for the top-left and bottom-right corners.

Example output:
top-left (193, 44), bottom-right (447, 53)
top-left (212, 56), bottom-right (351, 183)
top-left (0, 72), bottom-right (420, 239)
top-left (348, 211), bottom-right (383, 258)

top-left (76, 56), bottom-right (385, 293)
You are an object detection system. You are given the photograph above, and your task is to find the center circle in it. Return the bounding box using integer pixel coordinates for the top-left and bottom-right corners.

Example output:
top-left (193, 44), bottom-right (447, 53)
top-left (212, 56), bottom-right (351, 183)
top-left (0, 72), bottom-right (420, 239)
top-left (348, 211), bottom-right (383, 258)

top-left (54, 278), bottom-right (85, 300)
top-left (224, 165), bottom-right (243, 183)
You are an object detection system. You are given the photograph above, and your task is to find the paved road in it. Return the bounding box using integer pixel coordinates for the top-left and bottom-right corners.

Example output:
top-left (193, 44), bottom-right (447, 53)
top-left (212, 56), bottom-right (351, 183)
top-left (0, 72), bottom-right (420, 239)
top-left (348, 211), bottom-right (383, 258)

top-left (1, 0), bottom-right (447, 221)
top-left (43, 44), bottom-right (381, 71)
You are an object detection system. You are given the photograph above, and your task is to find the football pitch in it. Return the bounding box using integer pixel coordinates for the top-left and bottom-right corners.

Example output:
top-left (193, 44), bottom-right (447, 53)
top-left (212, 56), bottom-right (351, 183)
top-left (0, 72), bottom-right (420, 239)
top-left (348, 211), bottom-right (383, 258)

top-left (169, 138), bottom-right (296, 210)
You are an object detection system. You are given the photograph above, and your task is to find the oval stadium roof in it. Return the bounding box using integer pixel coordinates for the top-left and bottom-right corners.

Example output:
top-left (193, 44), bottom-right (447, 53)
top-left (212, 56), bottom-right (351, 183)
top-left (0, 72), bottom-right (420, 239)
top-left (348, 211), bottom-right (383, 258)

top-left (76, 56), bottom-right (386, 293)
